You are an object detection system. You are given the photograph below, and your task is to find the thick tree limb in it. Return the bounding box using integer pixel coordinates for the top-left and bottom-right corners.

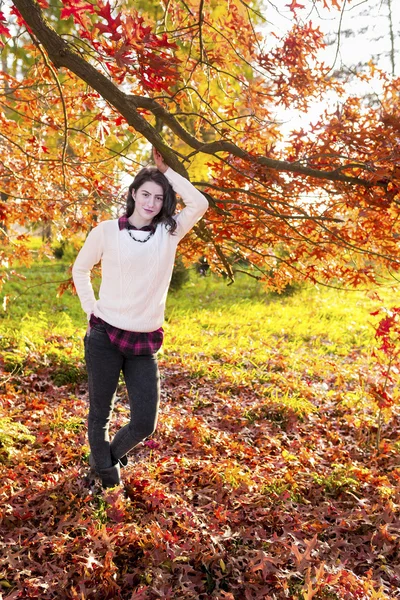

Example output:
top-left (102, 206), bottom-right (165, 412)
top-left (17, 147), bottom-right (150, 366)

top-left (11, 0), bottom-right (383, 188)
top-left (11, 0), bottom-right (188, 176)
top-left (130, 96), bottom-right (376, 187)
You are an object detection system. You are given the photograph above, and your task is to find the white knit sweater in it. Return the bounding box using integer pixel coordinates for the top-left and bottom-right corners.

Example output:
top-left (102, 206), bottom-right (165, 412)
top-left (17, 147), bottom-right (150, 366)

top-left (72, 168), bottom-right (208, 332)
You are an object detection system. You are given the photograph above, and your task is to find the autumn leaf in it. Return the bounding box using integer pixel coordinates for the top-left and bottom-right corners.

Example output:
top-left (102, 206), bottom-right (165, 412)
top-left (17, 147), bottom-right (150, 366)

top-left (287, 0), bottom-right (306, 11)
top-left (0, 10), bottom-right (11, 40)
top-left (60, 0), bottom-right (95, 21)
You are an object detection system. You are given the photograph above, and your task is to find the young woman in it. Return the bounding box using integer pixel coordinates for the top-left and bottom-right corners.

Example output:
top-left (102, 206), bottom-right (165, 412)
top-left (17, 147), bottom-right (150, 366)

top-left (72, 148), bottom-right (208, 488)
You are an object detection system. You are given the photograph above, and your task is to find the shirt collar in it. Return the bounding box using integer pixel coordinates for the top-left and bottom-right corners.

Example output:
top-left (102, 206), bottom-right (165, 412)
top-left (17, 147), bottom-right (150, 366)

top-left (118, 216), bottom-right (155, 232)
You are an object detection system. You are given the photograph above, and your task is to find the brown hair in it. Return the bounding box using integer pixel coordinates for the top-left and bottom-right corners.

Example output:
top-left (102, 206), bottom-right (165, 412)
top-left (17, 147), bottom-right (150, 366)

top-left (126, 167), bottom-right (177, 234)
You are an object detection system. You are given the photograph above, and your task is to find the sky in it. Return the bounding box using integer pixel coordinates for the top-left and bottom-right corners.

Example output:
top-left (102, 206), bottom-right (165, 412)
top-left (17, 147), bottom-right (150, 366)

top-left (265, 0), bottom-right (400, 75)
top-left (264, 0), bottom-right (400, 132)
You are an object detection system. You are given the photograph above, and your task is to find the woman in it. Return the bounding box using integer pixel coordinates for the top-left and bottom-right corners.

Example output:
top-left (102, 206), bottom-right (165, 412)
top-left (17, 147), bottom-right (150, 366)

top-left (72, 148), bottom-right (208, 488)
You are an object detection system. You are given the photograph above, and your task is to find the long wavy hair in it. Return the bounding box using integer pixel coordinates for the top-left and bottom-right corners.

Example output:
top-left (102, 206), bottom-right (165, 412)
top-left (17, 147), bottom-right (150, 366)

top-left (126, 167), bottom-right (177, 234)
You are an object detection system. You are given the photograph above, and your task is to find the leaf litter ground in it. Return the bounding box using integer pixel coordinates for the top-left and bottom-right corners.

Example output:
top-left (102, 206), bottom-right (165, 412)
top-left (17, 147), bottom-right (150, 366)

top-left (1, 287), bottom-right (400, 599)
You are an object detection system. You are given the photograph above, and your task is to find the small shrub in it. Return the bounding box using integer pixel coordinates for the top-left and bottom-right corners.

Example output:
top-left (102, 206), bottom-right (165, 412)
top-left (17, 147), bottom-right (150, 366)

top-left (52, 240), bottom-right (77, 261)
top-left (2, 351), bottom-right (25, 374)
top-left (52, 241), bottom-right (66, 259)
top-left (0, 417), bottom-right (35, 461)
top-left (313, 465), bottom-right (360, 498)
top-left (51, 360), bottom-right (86, 386)
top-left (169, 256), bottom-right (190, 291)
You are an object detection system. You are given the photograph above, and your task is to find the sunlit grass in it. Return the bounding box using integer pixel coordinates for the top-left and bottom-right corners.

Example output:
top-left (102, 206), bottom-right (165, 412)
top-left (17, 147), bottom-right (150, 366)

top-left (1, 261), bottom-right (81, 322)
top-left (163, 276), bottom-right (398, 388)
top-left (1, 258), bottom-right (399, 402)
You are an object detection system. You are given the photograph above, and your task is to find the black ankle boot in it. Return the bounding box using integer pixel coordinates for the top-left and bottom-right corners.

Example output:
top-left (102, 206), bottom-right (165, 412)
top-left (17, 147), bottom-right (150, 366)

top-left (88, 454), bottom-right (121, 488)
top-left (98, 463), bottom-right (121, 488)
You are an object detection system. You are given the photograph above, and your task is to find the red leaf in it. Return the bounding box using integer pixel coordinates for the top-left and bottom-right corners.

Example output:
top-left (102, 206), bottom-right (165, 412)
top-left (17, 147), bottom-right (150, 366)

top-left (60, 0), bottom-right (95, 21)
top-left (94, 1), bottom-right (122, 42)
top-left (0, 23), bottom-right (10, 38)
top-left (286, 0), bottom-right (305, 11)
top-left (10, 6), bottom-right (26, 27)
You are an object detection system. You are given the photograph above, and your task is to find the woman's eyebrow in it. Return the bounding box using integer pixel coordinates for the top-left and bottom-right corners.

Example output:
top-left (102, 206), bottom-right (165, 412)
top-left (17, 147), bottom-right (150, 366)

top-left (141, 188), bottom-right (163, 198)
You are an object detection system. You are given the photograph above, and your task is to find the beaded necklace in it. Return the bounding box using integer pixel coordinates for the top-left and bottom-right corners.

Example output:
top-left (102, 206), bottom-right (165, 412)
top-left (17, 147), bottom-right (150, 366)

top-left (127, 229), bottom-right (154, 243)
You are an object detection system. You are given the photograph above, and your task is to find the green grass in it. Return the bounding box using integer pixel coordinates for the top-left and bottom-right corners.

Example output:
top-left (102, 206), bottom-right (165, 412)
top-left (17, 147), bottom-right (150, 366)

top-left (1, 236), bottom-right (98, 325)
top-left (166, 276), bottom-right (387, 352)
top-left (163, 275), bottom-right (398, 391)
top-left (1, 246), bottom-right (399, 394)
top-left (1, 257), bottom-right (83, 324)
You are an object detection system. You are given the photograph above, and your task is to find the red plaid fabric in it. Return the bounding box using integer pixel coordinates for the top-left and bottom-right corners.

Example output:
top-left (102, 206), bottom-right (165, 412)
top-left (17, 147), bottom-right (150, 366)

top-left (118, 215), bottom-right (155, 232)
top-left (90, 315), bottom-right (164, 355)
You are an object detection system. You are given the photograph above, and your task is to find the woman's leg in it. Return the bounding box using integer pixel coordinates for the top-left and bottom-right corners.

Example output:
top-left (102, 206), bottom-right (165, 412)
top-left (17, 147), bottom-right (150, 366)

top-left (110, 354), bottom-right (160, 461)
top-left (84, 326), bottom-right (123, 470)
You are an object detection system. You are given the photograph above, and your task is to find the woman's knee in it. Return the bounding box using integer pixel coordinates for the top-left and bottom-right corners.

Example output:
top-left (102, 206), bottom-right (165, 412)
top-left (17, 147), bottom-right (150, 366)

top-left (89, 411), bottom-right (113, 428)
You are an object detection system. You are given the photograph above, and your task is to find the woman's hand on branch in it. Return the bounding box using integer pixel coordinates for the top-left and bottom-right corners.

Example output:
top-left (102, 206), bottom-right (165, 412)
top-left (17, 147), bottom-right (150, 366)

top-left (153, 147), bottom-right (168, 173)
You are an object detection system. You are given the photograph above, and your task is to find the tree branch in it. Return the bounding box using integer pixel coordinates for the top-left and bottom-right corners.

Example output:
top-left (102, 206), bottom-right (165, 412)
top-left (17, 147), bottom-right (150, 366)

top-left (35, 40), bottom-right (68, 190)
top-left (11, 0), bottom-right (188, 177)
top-left (194, 182), bottom-right (344, 222)
top-left (11, 0), bottom-right (385, 189)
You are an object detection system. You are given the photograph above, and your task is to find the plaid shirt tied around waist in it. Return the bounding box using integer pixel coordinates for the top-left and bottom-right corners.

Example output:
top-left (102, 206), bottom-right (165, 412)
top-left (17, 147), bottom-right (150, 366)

top-left (89, 315), bottom-right (164, 356)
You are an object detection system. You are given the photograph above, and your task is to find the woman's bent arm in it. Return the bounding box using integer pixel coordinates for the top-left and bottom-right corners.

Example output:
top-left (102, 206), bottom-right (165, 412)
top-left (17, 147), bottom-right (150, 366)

top-left (72, 224), bottom-right (104, 319)
top-left (164, 168), bottom-right (208, 239)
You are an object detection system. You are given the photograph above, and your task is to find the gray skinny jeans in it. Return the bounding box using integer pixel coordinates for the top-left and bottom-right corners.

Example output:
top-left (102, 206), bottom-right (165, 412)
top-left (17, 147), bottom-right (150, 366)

top-left (84, 322), bottom-right (160, 470)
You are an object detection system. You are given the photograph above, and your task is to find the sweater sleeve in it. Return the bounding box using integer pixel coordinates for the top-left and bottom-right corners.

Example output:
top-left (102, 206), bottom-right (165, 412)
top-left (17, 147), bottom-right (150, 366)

top-left (164, 168), bottom-right (208, 240)
top-left (72, 224), bottom-right (104, 320)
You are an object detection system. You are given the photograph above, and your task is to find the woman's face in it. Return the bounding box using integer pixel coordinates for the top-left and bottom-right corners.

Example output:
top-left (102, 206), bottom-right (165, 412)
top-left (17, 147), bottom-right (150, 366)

top-left (132, 180), bottom-right (164, 227)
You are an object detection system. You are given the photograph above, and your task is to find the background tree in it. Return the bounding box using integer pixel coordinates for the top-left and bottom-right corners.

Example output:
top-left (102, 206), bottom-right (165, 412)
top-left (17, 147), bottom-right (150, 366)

top-left (0, 0), bottom-right (399, 290)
